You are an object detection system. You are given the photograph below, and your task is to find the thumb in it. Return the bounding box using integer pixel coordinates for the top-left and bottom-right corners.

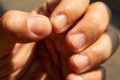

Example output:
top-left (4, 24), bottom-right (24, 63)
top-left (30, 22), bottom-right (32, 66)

top-left (0, 10), bottom-right (52, 78)
top-left (0, 10), bottom-right (52, 43)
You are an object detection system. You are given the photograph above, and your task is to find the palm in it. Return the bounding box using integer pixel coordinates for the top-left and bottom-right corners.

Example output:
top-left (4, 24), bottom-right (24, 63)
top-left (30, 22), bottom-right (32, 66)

top-left (35, 33), bottom-right (72, 80)
top-left (13, 33), bottom-right (72, 80)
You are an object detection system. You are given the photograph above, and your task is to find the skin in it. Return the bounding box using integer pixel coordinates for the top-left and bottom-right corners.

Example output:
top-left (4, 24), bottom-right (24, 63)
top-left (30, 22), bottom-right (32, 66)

top-left (0, 0), bottom-right (119, 80)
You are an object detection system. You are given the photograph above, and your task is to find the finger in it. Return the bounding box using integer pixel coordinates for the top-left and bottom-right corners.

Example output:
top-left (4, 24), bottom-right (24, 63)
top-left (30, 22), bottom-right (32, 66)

top-left (50, 0), bottom-right (90, 33)
top-left (0, 10), bottom-right (52, 43)
top-left (66, 2), bottom-right (112, 52)
top-left (69, 28), bottom-right (119, 73)
top-left (67, 67), bottom-right (106, 80)
top-left (0, 43), bottom-right (35, 78)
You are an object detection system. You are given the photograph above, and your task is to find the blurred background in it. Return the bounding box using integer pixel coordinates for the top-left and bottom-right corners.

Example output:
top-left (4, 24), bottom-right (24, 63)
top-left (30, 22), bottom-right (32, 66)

top-left (0, 0), bottom-right (120, 80)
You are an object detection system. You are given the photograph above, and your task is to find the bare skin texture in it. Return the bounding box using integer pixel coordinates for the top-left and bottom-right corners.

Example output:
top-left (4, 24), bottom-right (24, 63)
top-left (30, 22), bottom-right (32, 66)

top-left (0, 0), bottom-right (119, 80)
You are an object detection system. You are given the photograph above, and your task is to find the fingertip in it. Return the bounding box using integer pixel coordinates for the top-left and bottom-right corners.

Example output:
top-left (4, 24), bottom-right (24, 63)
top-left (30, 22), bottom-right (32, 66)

top-left (69, 54), bottom-right (90, 73)
top-left (28, 14), bottom-right (52, 40)
top-left (1, 10), bottom-right (52, 43)
top-left (50, 14), bottom-right (68, 33)
top-left (66, 32), bottom-right (87, 52)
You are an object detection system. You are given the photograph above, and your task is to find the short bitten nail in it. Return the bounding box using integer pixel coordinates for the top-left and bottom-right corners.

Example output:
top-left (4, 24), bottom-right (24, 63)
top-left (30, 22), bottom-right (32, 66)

top-left (52, 14), bottom-right (67, 32)
top-left (68, 33), bottom-right (86, 52)
top-left (71, 54), bottom-right (89, 73)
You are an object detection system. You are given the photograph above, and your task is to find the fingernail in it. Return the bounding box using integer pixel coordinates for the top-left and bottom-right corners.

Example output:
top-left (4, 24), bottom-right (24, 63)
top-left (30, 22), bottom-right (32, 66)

top-left (52, 14), bottom-right (67, 32)
top-left (28, 15), bottom-right (49, 35)
top-left (74, 55), bottom-right (89, 73)
top-left (73, 75), bottom-right (84, 80)
top-left (68, 33), bottom-right (86, 52)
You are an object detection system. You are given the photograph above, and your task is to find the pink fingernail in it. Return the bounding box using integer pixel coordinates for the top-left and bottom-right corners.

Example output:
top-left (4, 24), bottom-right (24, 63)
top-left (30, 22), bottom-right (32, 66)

top-left (68, 33), bottom-right (86, 52)
top-left (73, 75), bottom-right (84, 80)
top-left (75, 55), bottom-right (89, 69)
top-left (71, 54), bottom-right (89, 73)
top-left (52, 14), bottom-right (67, 32)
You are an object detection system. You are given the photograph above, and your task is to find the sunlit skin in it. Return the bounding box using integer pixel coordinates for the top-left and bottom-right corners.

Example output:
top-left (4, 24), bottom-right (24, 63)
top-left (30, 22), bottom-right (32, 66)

top-left (0, 0), bottom-right (119, 80)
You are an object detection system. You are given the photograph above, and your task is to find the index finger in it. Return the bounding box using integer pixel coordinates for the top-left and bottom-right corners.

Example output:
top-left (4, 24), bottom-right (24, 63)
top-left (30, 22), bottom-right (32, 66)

top-left (50, 0), bottom-right (90, 33)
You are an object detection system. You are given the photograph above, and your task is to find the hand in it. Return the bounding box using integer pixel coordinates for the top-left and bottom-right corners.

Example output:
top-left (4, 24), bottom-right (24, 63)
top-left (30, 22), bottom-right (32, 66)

top-left (0, 0), bottom-right (119, 80)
